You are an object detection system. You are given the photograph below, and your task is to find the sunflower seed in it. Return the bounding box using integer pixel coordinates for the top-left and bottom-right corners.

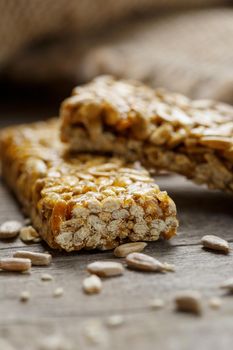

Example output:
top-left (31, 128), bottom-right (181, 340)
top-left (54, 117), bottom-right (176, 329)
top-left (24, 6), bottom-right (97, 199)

top-left (201, 235), bottom-right (229, 254)
top-left (114, 242), bottom-right (147, 258)
top-left (174, 290), bottom-right (202, 315)
top-left (87, 261), bottom-right (124, 277)
top-left (0, 257), bottom-right (31, 272)
top-left (0, 220), bottom-right (22, 239)
top-left (13, 250), bottom-right (52, 266)
top-left (125, 252), bottom-right (165, 272)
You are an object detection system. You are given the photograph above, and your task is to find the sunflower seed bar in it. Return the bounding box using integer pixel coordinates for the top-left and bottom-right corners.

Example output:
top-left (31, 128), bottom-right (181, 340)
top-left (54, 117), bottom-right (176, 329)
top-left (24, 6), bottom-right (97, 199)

top-left (0, 120), bottom-right (178, 251)
top-left (60, 76), bottom-right (233, 193)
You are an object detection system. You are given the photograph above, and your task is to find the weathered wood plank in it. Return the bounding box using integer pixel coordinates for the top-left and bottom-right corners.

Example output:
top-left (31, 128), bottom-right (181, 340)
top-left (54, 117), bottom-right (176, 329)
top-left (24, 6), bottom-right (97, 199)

top-left (155, 175), bottom-right (233, 245)
top-left (1, 241), bottom-right (233, 350)
top-left (1, 310), bottom-right (233, 350)
top-left (1, 242), bottom-right (232, 322)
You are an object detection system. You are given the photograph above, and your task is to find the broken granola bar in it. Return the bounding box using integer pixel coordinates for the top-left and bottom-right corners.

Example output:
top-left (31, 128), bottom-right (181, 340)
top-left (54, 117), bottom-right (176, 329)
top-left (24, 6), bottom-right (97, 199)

top-left (60, 76), bottom-right (233, 193)
top-left (0, 119), bottom-right (178, 251)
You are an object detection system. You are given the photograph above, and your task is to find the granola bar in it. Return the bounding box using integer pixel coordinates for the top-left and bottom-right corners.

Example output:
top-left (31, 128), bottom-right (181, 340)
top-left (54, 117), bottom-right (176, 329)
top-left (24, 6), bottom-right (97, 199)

top-left (60, 76), bottom-right (233, 193)
top-left (0, 119), bottom-right (178, 251)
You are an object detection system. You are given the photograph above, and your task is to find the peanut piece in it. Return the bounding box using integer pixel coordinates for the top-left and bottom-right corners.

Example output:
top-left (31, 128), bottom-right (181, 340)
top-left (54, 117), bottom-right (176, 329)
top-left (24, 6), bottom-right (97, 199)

top-left (83, 275), bottom-right (102, 294)
top-left (20, 226), bottom-right (41, 243)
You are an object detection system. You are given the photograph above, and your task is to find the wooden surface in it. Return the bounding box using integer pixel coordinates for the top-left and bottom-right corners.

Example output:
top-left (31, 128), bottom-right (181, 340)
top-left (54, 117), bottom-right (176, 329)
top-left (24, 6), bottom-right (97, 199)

top-left (0, 114), bottom-right (233, 350)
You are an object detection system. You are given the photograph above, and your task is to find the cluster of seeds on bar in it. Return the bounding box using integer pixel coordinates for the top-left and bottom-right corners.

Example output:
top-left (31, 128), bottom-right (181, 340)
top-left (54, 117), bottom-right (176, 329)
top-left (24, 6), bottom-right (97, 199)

top-left (50, 160), bottom-right (178, 251)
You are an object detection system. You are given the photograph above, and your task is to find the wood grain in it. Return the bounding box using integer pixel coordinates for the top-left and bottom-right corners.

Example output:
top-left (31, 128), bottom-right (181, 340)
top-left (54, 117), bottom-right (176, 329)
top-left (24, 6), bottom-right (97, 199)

top-left (0, 115), bottom-right (233, 350)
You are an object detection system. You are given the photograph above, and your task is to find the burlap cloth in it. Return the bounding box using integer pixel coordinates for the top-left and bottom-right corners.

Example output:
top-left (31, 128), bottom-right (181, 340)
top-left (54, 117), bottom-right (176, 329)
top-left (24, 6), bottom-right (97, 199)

top-left (1, 0), bottom-right (233, 102)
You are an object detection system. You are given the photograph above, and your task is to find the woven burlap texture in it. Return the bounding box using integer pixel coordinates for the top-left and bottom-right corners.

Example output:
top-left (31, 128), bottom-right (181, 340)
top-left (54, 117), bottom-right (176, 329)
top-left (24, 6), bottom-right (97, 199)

top-left (80, 8), bottom-right (233, 102)
top-left (1, 1), bottom-right (232, 102)
top-left (0, 0), bottom-right (224, 67)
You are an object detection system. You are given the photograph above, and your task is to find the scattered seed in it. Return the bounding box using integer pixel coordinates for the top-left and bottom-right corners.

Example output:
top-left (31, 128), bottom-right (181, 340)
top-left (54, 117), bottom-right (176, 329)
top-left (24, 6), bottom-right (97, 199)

top-left (0, 220), bottom-right (22, 239)
top-left (20, 290), bottom-right (30, 302)
top-left (87, 261), bottom-right (124, 277)
top-left (83, 275), bottom-right (102, 294)
top-left (149, 298), bottom-right (165, 310)
top-left (125, 252), bottom-right (166, 272)
top-left (0, 257), bottom-right (31, 272)
top-left (83, 319), bottom-right (108, 345)
top-left (201, 235), bottom-right (229, 254)
top-left (174, 290), bottom-right (202, 315)
top-left (114, 242), bottom-right (147, 258)
top-left (53, 287), bottom-right (64, 298)
top-left (39, 335), bottom-right (71, 350)
top-left (41, 273), bottom-right (53, 281)
top-left (19, 226), bottom-right (41, 243)
top-left (106, 315), bottom-right (124, 328)
top-left (220, 277), bottom-right (233, 293)
top-left (208, 297), bottom-right (222, 309)
top-left (13, 250), bottom-right (52, 266)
